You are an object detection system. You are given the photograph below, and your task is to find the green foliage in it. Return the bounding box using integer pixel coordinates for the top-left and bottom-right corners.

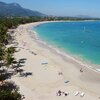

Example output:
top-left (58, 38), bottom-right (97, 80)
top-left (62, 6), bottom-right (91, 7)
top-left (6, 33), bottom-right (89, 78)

top-left (3, 47), bottom-right (15, 68)
top-left (0, 74), bottom-right (5, 82)
top-left (0, 82), bottom-right (22, 100)
top-left (0, 90), bottom-right (21, 100)
top-left (5, 47), bottom-right (16, 54)
top-left (4, 53), bottom-right (14, 68)
top-left (0, 1), bottom-right (45, 17)
top-left (0, 44), bottom-right (4, 61)
top-left (0, 24), bottom-right (8, 44)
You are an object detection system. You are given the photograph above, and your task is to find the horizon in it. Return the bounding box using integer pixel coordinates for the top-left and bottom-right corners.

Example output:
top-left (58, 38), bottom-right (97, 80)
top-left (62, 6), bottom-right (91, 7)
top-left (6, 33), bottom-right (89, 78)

top-left (1, 0), bottom-right (100, 18)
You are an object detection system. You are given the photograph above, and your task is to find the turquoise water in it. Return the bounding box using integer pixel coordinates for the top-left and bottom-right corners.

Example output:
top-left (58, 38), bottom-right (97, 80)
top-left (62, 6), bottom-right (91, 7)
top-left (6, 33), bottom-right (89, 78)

top-left (34, 21), bottom-right (100, 65)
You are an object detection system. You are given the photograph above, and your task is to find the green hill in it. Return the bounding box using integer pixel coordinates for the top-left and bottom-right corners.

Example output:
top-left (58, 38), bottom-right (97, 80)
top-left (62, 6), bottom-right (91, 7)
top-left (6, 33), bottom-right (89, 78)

top-left (0, 1), bottom-right (45, 17)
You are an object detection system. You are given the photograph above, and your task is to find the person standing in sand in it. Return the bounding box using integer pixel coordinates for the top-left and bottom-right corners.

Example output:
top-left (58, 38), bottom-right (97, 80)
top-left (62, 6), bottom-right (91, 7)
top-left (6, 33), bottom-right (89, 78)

top-left (80, 68), bottom-right (83, 72)
top-left (56, 90), bottom-right (62, 96)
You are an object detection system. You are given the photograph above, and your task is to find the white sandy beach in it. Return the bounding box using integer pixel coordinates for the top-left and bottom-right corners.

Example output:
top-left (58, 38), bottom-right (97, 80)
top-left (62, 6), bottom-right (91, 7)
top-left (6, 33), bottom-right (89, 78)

top-left (10, 21), bottom-right (100, 100)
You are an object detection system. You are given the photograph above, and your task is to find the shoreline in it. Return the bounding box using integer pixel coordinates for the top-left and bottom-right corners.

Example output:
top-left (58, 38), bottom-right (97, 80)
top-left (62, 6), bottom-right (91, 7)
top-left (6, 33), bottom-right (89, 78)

top-left (31, 21), bottom-right (100, 73)
top-left (12, 21), bottom-right (100, 100)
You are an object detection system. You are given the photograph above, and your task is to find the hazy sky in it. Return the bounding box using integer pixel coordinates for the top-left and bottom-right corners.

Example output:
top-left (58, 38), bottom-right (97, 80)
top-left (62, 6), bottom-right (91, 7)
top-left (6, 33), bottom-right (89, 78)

top-left (1, 0), bottom-right (100, 17)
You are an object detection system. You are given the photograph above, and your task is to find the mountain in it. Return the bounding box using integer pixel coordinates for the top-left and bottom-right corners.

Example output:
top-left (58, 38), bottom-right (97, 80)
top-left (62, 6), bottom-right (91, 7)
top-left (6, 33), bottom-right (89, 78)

top-left (0, 1), bottom-right (45, 17)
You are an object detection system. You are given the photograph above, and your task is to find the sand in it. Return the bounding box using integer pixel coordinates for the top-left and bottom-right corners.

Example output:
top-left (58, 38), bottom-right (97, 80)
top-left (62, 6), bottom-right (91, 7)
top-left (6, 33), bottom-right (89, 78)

top-left (10, 21), bottom-right (100, 100)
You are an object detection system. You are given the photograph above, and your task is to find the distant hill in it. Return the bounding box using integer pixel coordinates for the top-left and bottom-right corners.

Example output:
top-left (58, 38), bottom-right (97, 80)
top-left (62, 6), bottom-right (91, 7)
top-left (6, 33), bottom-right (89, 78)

top-left (0, 1), bottom-right (45, 17)
top-left (75, 15), bottom-right (92, 18)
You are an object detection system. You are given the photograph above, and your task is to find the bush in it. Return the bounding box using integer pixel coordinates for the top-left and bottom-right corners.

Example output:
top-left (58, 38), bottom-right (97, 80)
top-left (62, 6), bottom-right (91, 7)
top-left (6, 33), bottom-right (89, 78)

top-left (0, 81), bottom-right (22, 100)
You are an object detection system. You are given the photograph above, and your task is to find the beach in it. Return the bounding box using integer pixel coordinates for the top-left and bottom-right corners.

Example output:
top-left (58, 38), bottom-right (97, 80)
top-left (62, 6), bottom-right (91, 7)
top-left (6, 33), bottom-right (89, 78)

top-left (11, 21), bottom-right (100, 100)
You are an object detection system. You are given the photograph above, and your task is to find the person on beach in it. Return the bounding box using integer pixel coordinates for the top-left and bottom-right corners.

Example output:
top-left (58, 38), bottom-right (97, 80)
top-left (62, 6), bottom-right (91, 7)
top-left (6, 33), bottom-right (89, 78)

top-left (56, 90), bottom-right (62, 96)
top-left (64, 92), bottom-right (68, 96)
top-left (80, 68), bottom-right (83, 72)
top-left (58, 72), bottom-right (63, 75)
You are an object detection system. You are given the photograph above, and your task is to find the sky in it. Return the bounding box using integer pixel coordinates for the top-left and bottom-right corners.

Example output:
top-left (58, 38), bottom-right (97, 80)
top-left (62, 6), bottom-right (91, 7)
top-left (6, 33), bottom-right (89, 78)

top-left (1, 0), bottom-right (100, 17)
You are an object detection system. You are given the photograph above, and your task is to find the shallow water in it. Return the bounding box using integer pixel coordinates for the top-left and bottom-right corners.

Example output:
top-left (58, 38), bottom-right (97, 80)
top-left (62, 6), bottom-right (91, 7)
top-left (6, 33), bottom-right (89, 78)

top-left (34, 21), bottom-right (100, 65)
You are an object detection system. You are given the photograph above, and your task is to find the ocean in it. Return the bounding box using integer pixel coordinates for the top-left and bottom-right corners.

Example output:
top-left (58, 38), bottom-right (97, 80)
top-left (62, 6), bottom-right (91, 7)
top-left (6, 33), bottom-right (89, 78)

top-left (34, 21), bottom-right (100, 65)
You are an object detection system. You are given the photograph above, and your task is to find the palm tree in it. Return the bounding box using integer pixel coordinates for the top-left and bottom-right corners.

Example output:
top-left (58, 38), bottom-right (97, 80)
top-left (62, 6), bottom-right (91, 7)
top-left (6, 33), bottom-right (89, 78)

top-left (0, 24), bottom-right (8, 45)
top-left (0, 81), bottom-right (22, 100)
top-left (5, 47), bottom-right (16, 54)
top-left (0, 43), bottom-right (5, 70)
top-left (4, 48), bottom-right (15, 71)
top-left (4, 53), bottom-right (14, 70)
top-left (0, 44), bottom-right (4, 61)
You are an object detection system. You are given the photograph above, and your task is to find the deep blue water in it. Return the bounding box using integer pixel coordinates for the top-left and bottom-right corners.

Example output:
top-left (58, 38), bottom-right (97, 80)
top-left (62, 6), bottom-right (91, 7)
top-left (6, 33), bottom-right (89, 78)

top-left (34, 21), bottom-right (100, 65)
